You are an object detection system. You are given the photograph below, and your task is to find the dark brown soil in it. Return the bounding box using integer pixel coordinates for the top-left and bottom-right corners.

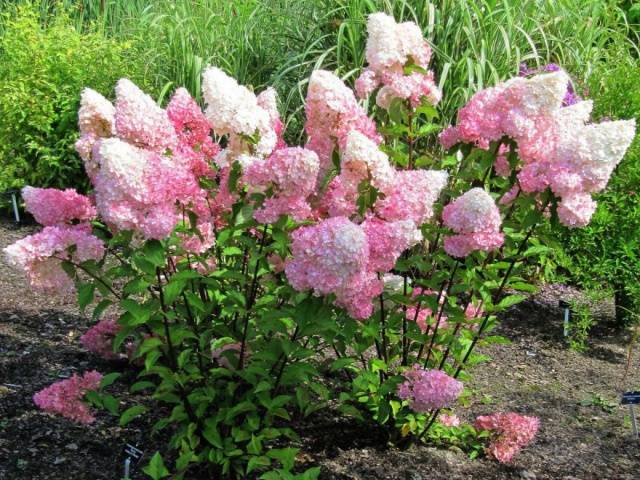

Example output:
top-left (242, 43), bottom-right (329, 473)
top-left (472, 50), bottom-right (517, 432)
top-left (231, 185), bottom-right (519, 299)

top-left (1, 219), bottom-right (639, 480)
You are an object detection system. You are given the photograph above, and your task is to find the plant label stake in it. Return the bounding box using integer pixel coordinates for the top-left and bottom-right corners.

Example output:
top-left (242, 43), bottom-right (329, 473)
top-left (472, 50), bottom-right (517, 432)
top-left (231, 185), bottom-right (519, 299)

top-left (123, 444), bottom-right (144, 479)
top-left (559, 300), bottom-right (570, 337)
top-left (11, 192), bottom-right (20, 223)
top-left (621, 392), bottom-right (640, 438)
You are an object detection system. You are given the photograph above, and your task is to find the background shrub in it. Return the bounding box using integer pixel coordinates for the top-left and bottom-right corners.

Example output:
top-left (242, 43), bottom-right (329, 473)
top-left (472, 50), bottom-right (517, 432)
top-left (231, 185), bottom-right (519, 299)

top-left (23, 0), bottom-right (635, 134)
top-left (0, 2), bottom-right (149, 192)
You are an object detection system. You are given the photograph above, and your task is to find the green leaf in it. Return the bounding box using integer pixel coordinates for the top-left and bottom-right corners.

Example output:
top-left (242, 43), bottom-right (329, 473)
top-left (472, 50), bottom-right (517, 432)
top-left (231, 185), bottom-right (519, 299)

top-left (228, 160), bottom-right (242, 192)
top-left (102, 394), bottom-right (120, 415)
top-left (247, 456), bottom-right (271, 474)
top-left (124, 277), bottom-right (150, 295)
top-left (370, 358), bottom-right (387, 373)
top-left (416, 103), bottom-right (438, 121)
top-left (120, 405), bottom-right (146, 426)
top-left (203, 424), bottom-right (223, 448)
top-left (143, 452), bottom-right (170, 480)
top-left (163, 279), bottom-right (186, 305)
top-left (222, 246), bottom-right (243, 256)
top-left (388, 98), bottom-right (408, 124)
top-left (300, 466), bottom-right (321, 480)
top-left (61, 260), bottom-right (76, 278)
top-left (142, 240), bottom-right (165, 267)
top-left (510, 281), bottom-right (538, 293)
top-left (496, 294), bottom-right (527, 310)
top-left (523, 245), bottom-right (550, 257)
top-left (267, 448), bottom-right (298, 471)
top-left (338, 404), bottom-right (364, 420)
top-left (100, 372), bottom-right (121, 389)
top-left (330, 358), bottom-right (356, 372)
top-left (92, 299), bottom-right (112, 321)
top-left (121, 298), bottom-right (153, 325)
top-left (130, 381), bottom-right (155, 393)
top-left (417, 123), bottom-right (441, 137)
top-left (138, 337), bottom-right (164, 357)
top-left (78, 283), bottom-right (95, 311)
top-left (247, 434), bottom-right (263, 455)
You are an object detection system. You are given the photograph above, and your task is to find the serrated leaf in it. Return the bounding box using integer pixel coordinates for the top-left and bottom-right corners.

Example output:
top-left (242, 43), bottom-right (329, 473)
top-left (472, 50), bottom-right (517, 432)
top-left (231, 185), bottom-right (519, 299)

top-left (124, 277), bottom-right (150, 295)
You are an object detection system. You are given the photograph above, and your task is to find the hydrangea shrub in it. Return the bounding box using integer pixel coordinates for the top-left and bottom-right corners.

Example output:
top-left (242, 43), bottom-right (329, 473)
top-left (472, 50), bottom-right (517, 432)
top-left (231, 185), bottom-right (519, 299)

top-left (4, 12), bottom-right (636, 478)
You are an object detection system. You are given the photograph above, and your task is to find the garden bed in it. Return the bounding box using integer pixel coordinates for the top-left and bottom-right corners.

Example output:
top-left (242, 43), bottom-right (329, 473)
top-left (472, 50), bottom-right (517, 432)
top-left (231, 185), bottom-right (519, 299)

top-left (0, 219), bottom-right (638, 480)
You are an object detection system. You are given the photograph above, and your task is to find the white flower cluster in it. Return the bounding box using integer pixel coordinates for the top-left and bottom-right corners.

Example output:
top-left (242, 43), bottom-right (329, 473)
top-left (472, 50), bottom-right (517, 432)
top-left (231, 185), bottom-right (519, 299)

top-left (341, 130), bottom-right (396, 192)
top-left (202, 67), bottom-right (277, 168)
top-left (78, 88), bottom-right (115, 137)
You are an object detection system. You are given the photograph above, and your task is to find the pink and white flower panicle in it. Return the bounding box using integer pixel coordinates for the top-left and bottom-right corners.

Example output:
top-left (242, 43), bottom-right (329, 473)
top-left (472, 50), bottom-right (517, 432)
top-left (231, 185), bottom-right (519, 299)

top-left (442, 188), bottom-right (504, 258)
top-left (33, 371), bottom-right (103, 424)
top-left (474, 412), bottom-right (540, 463)
top-left (80, 316), bottom-right (122, 361)
top-left (440, 70), bottom-right (636, 228)
top-left (3, 224), bottom-right (104, 294)
top-left (398, 365), bottom-right (463, 412)
top-left (355, 12), bottom-right (441, 109)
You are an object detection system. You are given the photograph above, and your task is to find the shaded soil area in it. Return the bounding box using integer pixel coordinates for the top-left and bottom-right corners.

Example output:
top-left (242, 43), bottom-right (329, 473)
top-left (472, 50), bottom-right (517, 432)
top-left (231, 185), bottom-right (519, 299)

top-left (1, 219), bottom-right (639, 480)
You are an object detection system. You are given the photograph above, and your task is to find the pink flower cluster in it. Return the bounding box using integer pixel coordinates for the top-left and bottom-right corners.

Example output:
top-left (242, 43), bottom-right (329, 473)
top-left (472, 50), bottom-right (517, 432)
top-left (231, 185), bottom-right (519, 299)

top-left (5, 184), bottom-right (104, 294)
top-left (375, 170), bottom-right (448, 225)
top-left (439, 413), bottom-right (461, 427)
top-left (474, 412), bottom-right (540, 463)
top-left (243, 147), bottom-right (320, 223)
top-left (355, 13), bottom-right (441, 109)
top-left (305, 69), bottom-right (382, 178)
top-left (4, 224), bottom-right (104, 293)
top-left (440, 71), bottom-right (636, 227)
top-left (80, 316), bottom-right (122, 360)
top-left (33, 371), bottom-right (103, 424)
top-left (397, 365), bottom-right (463, 412)
top-left (319, 131), bottom-right (445, 221)
top-left (167, 87), bottom-right (221, 177)
top-left (405, 288), bottom-right (448, 334)
top-left (74, 79), bottom-right (223, 242)
top-left (442, 188), bottom-right (504, 257)
top-left (314, 125), bottom-right (448, 227)
top-left (22, 186), bottom-right (96, 226)
top-left (285, 216), bottom-right (422, 318)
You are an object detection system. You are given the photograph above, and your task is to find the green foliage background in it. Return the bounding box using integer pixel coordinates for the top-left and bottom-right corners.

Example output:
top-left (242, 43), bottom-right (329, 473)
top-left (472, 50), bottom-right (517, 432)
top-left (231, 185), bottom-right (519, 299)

top-left (0, 2), bottom-right (149, 192)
